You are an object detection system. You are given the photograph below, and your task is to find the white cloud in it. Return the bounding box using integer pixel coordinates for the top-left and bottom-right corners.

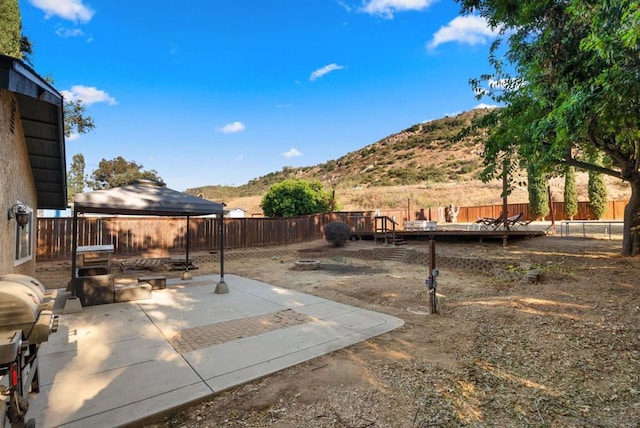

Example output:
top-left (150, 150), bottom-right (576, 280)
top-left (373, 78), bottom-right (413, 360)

top-left (55, 27), bottom-right (84, 38)
top-left (217, 121), bottom-right (246, 134)
top-left (473, 103), bottom-right (499, 110)
top-left (29, 0), bottom-right (94, 23)
top-left (336, 1), bottom-right (353, 12)
top-left (66, 132), bottom-right (80, 142)
top-left (475, 78), bottom-right (525, 97)
top-left (61, 85), bottom-right (117, 106)
top-left (309, 63), bottom-right (345, 82)
top-left (428, 15), bottom-right (500, 50)
top-left (474, 86), bottom-right (489, 97)
top-left (281, 148), bottom-right (302, 159)
top-left (361, 0), bottom-right (435, 19)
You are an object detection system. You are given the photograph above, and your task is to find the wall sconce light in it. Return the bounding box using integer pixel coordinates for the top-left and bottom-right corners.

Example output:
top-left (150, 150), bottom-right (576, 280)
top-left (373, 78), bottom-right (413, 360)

top-left (8, 203), bottom-right (31, 229)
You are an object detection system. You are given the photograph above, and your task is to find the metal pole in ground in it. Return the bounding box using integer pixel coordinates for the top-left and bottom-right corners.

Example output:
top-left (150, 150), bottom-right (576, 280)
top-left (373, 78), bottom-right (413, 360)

top-left (426, 237), bottom-right (439, 314)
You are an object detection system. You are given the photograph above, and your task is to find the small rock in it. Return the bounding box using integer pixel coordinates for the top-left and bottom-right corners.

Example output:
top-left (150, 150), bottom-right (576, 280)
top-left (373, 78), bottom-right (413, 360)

top-left (523, 269), bottom-right (541, 282)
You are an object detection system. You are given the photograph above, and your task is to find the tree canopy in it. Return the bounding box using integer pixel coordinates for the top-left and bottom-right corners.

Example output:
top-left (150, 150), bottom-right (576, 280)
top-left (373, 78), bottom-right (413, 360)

top-left (89, 156), bottom-right (164, 190)
top-left (62, 97), bottom-right (95, 138)
top-left (260, 179), bottom-right (334, 218)
top-left (67, 153), bottom-right (86, 203)
top-left (0, 0), bottom-right (21, 58)
top-left (458, 0), bottom-right (640, 255)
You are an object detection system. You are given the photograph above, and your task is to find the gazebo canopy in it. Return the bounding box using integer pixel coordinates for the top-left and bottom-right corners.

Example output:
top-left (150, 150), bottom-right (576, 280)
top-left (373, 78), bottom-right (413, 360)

top-left (69, 180), bottom-right (227, 290)
top-left (73, 180), bottom-right (224, 216)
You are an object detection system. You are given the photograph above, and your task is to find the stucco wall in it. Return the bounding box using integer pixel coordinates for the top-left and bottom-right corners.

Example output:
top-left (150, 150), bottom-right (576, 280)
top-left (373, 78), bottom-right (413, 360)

top-left (0, 89), bottom-right (38, 276)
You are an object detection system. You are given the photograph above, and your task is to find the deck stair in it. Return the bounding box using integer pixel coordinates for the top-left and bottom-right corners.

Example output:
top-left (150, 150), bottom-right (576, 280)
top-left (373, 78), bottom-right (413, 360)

top-left (374, 215), bottom-right (405, 246)
top-left (388, 236), bottom-right (407, 246)
top-left (384, 246), bottom-right (409, 262)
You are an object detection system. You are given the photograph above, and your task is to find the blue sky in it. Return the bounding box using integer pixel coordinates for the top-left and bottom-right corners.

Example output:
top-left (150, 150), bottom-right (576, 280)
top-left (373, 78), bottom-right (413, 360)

top-left (21, 0), bottom-right (499, 191)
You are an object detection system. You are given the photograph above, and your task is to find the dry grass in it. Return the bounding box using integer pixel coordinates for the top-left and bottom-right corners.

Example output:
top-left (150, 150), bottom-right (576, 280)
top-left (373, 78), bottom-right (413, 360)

top-left (137, 237), bottom-right (640, 427)
top-left (223, 175), bottom-right (631, 216)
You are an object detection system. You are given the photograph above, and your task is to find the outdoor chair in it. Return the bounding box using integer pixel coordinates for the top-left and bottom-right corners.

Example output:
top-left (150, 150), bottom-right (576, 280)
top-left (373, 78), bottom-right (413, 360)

top-left (469, 217), bottom-right (494, 231)
top-left (485, 212), bottom-right (522, 230)
top-left (487, 212), bottom-right (525, 230)
top-left (513, 217), bottom-right (534, 230)
top-left (484, 213), bottom-right (513, 230)
top-left (505, 212), bottom-right (523, 229)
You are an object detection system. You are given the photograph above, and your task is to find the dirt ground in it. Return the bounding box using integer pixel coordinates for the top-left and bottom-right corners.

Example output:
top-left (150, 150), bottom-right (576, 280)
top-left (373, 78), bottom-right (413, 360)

top-left (37, 234), bottom-right (640, 427)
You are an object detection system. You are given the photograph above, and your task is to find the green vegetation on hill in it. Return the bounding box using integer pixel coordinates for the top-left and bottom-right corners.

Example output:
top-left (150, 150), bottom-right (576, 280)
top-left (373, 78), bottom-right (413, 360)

top-left (186, 109), bottom-right (493, 200)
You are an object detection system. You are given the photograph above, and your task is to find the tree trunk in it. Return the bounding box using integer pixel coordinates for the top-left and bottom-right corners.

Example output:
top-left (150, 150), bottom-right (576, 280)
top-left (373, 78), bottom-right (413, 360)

top-left (622, 180), bottom-right (640, 256)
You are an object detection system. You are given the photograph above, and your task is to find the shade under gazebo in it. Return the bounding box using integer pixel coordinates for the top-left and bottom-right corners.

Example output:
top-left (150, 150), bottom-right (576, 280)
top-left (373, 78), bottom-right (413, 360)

top-left (70, 180), bottom-right (226, 294)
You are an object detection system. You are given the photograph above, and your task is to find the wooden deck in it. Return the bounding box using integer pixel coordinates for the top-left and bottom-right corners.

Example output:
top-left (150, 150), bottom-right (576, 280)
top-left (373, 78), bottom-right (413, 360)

top-left (354, 227), bottom-right (547, 246)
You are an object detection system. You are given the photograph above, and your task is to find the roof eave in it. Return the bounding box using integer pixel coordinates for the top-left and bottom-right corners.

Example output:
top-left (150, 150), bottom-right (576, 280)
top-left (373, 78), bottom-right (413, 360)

top-left (0, 54), bottom-right (67, 210)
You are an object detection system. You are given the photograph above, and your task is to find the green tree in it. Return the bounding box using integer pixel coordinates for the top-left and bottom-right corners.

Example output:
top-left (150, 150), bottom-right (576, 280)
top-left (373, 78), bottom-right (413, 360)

top-left (62, 98), bottom-right (95, 138)
top-left (0, 0), bottom-right (21, 58)
top-left (527, 164), bottom-right (549, 220)
top-left (67, 153), bottom-right (86, 203)
top-left (458, 0), bottom-right (640, 255)
top-left (588, 154), bottom-right (608, 219)
top-left (42, 75), bottom-right (96, 138)
top-left (89, 156), bottom-right (164, 190)
top-left (19, 35), bottom-right (32, 65)
top-left (0, 3), bottom-right (95, 138)
top-left (564, 166), bottom-right (579, 220)
top-left (260, 179), bottom-right (333, 218)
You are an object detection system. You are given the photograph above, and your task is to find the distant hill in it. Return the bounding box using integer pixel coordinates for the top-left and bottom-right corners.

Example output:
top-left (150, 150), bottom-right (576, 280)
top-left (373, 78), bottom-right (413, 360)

top-left (186, 108), bottom-right (630, 215)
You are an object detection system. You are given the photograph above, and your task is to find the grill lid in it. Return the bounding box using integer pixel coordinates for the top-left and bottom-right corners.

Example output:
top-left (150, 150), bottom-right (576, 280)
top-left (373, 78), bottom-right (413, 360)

top-left (0, 274), bottom-right (57, 341)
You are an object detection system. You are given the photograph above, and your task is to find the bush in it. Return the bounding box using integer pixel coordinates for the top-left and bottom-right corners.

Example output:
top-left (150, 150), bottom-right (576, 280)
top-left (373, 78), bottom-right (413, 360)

top-left (260, 179), bottom-right (334, 218)
top-left (564, 166), bottom-right (578, 219)
top-left (588, 171), bottom-right (608, 219)
top-left (324, 222), bottom-right (351, 247)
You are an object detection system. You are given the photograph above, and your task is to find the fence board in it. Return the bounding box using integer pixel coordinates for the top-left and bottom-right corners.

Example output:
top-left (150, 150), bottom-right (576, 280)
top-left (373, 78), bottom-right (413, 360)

top-left (36, 200), bottom-right (628, 261)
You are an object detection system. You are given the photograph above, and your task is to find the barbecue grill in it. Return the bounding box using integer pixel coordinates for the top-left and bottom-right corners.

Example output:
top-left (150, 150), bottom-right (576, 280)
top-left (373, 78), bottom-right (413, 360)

top-left (0, 274), bottom-right (59, 428)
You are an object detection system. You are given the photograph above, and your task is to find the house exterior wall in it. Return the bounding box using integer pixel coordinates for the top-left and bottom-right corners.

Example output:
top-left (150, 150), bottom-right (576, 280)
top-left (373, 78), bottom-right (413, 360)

top-left (226, 208), bottom-right (246, 218)
top-left (0, 89), bottom-right (38, 276)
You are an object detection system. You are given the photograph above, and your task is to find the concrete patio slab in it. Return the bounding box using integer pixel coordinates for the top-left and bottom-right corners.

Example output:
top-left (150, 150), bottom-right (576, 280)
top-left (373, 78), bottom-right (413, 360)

top-left (28, 274), bottom-right (404, 427)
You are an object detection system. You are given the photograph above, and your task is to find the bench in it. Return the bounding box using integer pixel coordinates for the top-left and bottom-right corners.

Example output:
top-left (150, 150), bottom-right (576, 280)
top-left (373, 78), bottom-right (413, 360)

top-left (71, 274), bottom-right (115, 306)
top-left (138, 275), bottom-right (167, 290)
top-left (115, 282), bottom-right (152, 302)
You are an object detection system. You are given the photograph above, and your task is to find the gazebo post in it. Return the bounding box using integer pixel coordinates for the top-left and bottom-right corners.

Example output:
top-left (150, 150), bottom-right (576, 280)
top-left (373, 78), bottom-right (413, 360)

top-left (181, 216), bottom-right (192, 280)
top-left (63, 208), bottom-right (83, 313)
top-left (70, 208), bottom-right (78, 289)
top-left (215, 215), bottom-right (228, 294)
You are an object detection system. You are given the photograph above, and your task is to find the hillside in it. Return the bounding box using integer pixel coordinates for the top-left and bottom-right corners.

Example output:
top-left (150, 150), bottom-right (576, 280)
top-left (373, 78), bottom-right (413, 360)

top-left (186, 108), bottom-right (630, 215)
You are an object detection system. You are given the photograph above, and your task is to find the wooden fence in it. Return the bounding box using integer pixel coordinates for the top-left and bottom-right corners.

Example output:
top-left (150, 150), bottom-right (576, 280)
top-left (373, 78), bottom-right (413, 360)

top-left (397, 200), bottom-right (627, 223)
top-left (37, 201), bottom-right (627, 261)
top-left (36, 212), bottom-right (368, 261)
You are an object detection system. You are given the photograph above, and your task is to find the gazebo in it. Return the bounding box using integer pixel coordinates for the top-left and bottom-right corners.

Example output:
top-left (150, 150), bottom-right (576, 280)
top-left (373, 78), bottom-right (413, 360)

top-left (69, 180), bottom-right (227, 302)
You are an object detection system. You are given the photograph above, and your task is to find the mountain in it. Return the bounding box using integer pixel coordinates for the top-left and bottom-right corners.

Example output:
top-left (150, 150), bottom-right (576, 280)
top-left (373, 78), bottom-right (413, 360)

top-left (186, 108), bottom-right (630, 215)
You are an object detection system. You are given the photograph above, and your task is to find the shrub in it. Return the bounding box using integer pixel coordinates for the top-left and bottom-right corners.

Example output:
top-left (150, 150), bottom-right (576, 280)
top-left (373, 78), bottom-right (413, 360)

top-left (260, 179), bottom-right (333, 218)
top-left (527, 164), bottom-right (549, 219)
top-left (564, 166), bottom-right (578, 220)
top-left (324, 222), bottom-right (351, 247)
top-left (588, 171), bottom-right (608, 219)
